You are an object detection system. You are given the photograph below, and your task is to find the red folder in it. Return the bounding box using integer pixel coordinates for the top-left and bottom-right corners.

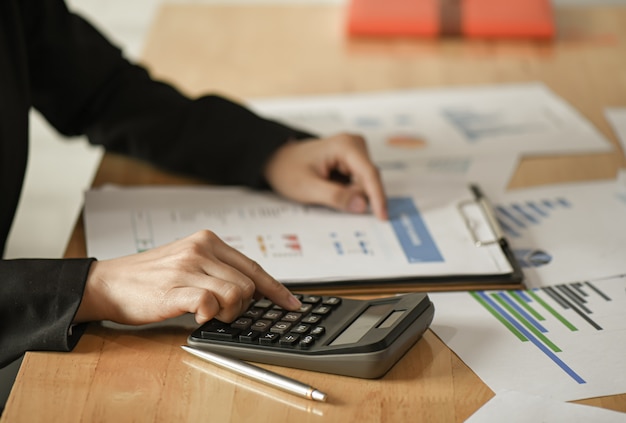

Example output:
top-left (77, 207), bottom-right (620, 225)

top-left (346, 0), bottom-right (555, 39)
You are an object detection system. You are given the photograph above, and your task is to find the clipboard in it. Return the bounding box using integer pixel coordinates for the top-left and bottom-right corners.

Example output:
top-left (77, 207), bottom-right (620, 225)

top-left (283, 184), bottom-right (524, 294)
top-left (83, 181), bottom-right (524, 295)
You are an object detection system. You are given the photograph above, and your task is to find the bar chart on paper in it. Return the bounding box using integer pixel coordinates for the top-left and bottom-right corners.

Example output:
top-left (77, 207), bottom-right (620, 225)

top-left (471, 281), bottom-right (611, 384)
top-left (430, 274), bottom-right (626, 401)
top-left (250, 83), bottom-right (613, 163)
top-left (495, 196), bottom-right (572, 240)
top-left (488, 180), bottom-right (626, 286)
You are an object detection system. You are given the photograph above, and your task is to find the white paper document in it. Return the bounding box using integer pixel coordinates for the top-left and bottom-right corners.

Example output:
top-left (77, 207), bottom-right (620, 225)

top-left (250, 83), bottom-right (612, 163)
top-left (430, 274), bottom-right (626, 402)
top-left (466, 390), bottom-right (626, 423)
top-left (605, 107), bottom-right (626, 156)
top-left (488, 179), bottom-right (626, 288)
top-left (377, 153), bottom-right (520, 195)
top-left (83, 175), bottom-right (514, 285)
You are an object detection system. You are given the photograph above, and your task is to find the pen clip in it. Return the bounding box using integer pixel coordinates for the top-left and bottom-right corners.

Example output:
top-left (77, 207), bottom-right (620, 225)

top-left (458, 185), bottom-right (504, 247)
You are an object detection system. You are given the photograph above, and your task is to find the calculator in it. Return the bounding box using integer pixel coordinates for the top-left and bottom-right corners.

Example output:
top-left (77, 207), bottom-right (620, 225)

top-left (187, 292), bottom-right (434, 379)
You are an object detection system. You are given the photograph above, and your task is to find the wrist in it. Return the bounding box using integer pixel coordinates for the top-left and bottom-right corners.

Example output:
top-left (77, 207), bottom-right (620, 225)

top-left (74, 261), bottom-right (108, 323)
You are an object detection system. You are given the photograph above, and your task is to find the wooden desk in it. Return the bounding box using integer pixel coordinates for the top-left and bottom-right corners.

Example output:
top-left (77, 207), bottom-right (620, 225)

top-left (3, 4), bottom-right (626, 422)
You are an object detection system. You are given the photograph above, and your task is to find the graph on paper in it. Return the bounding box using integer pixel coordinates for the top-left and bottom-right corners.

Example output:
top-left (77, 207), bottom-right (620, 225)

top-left (441, 105), bottom-right (552, 142)
top-left (494, 196), bottom-right (574, 269)
top-left (128, 196), bottom-right (443, 263)
top-left (494, 197), bottom-right (572, 239)
top-left (430, 274), bottom-right (626, 400)
top-left (250, 83), bottom-right (615, 167)
top-left (485, 180), bottom-right (626, 286)
top-left (471, 280), bottom-right (613, 384)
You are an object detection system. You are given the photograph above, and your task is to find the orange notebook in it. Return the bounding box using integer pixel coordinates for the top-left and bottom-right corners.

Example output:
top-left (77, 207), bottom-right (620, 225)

top-left (346, 0), bottom-right (555, 39)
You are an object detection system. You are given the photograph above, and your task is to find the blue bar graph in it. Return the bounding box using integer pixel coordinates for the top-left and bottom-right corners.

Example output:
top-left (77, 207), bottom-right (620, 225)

top-left (473, 291), bottom-right (586, 384)
top-left (471, 280), bottom-right (613, 384)
top-left (495, 195), bottom-right (573, 239)
top-left (388, 197), bottom-right (444, 263)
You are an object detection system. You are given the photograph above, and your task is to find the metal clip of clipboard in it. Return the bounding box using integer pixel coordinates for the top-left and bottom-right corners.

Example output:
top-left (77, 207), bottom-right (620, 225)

top-left (457, 184), bottom-right (505, 247)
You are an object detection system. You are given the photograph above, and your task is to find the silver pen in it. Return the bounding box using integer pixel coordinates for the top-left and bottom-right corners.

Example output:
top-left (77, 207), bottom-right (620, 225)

top-left (180, 345), bottom-right (328, 402)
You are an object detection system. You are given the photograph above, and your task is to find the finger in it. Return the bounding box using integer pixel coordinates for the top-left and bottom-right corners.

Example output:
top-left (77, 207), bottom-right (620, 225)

top-left (170, 280), bottom-right (254, 323)
top-left (183, 231), bottom-right (300, 313)
top-left (346, 164), bottom-right (387, 220)
top-left (338, 141), bottom-right (388, 220)
top-left (207, 236), bottom-right (301, 312)
top-left (289, 174), bottom-right (368, 215)
top-left (196, 251), bottom-right (257, 301)
top-left (164, 286), bottom-right (221, 324)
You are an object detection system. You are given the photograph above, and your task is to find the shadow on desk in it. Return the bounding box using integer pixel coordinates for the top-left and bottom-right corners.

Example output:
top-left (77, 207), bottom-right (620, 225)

top-left (0, 356), bottom-right (23, 415)
top-left (87, 314), bottom-right (436, 383)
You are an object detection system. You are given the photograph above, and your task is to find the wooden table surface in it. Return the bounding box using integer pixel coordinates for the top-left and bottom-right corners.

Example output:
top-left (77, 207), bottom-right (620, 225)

top-left (3, 4), bottom-right (626, 422)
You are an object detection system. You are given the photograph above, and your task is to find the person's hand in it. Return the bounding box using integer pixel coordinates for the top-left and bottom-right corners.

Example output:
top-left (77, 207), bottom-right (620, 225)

top-left (74, 230), bottom-right (301, 325)
top-left (264, 133), bottom-right (388, 220)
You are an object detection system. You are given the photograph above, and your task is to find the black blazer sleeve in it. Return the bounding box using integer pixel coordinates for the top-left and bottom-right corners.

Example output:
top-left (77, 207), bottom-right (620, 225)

top-left (27, 0), bottom-right (314, 188)
top-left (0, 259), bottom-right (94, 368)
top-left (0, 0), bottom-right (315, 368)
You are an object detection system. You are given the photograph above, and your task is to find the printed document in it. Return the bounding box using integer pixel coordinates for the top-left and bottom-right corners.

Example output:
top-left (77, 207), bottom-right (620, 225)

top-left (83, 175), bottom-right (513, 285)
top-left (489, 178), bottom-right (626, 287)
top-left (430, 274), bottom-right (626, 401)
top-left (466, 390), bottom-right (626, 423)
top-left (250, 82), bottom-right (612, 162)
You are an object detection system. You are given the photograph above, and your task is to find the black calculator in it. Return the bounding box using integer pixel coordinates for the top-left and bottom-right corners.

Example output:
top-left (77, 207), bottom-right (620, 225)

top-left (187, 292), bottom-right (434, 379)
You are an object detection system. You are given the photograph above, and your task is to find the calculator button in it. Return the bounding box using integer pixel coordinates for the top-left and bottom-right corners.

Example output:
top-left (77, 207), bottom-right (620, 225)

top-left (251, 319), bottom-right (272, 332)
top-left (200, 326), bottom-right (240, 341)
top-left (301, 314), bottom-right (321, 324)
top-left (243, 308), bottom-right (264, 319)
top-left (203, 319), bottom-right (228, 328)
top-left (270, 321), bottom-right (293, 335)
top-left (291, 324), bottom-right (310, 334)
top-left (296, 303), bottom-right (313, 314)
top-left (262, 310), bottom-right (283, 321)
top-left (299, 335), bottom-right (315, 349)
top-left (301, 295), bottom-right (322, 304)
top-left (253, 299), bottom-right (273, 309)
top-left (239, 330), bottom-right (260, 343)
top-left (230, 317), bottom-right (253, 330)
top-left (323, 297), bottom-right (342, 306)
top-left (310, 326), bottom-right (326, 338)
top-left (312, 305), bottom-right (332, 315)
top-left (282, 312), bottom-right (302, 323)
top-left (259, 332), bottom-right (280, 344)
top-left (279, 334), bottom-right (300, 347)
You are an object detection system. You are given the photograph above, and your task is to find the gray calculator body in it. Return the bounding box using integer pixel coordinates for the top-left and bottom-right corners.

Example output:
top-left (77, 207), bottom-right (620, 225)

top-left (187, 292), bottom-right (434, 379)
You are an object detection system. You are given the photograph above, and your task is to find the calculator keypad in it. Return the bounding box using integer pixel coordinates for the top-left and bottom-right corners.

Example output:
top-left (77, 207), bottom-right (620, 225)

top-left (197, 294), bottom-right (342, 349)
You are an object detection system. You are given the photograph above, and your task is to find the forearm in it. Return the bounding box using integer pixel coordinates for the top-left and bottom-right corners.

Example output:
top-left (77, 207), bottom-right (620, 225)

top-left (86, 89), bottom-right (314, 188)
top-left (27, 0), bottom-right (314, 188)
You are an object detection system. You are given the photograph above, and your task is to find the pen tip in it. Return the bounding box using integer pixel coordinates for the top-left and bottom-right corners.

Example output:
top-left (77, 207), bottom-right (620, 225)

top-left (312, 390), bottom-right (328, 402)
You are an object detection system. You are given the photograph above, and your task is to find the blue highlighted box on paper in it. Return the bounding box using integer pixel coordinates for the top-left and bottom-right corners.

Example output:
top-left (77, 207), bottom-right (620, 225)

top-left (388, 197), bottom-right (444, 263)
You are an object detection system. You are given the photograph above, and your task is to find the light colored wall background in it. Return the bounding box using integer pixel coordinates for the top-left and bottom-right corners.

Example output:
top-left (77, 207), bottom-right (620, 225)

top-left (2, 0), bottom-right (625, 411)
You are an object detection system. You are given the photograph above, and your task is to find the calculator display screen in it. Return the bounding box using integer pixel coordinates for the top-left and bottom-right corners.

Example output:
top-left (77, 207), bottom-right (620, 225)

top-left (329, 303), bottom-right (393, 346)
